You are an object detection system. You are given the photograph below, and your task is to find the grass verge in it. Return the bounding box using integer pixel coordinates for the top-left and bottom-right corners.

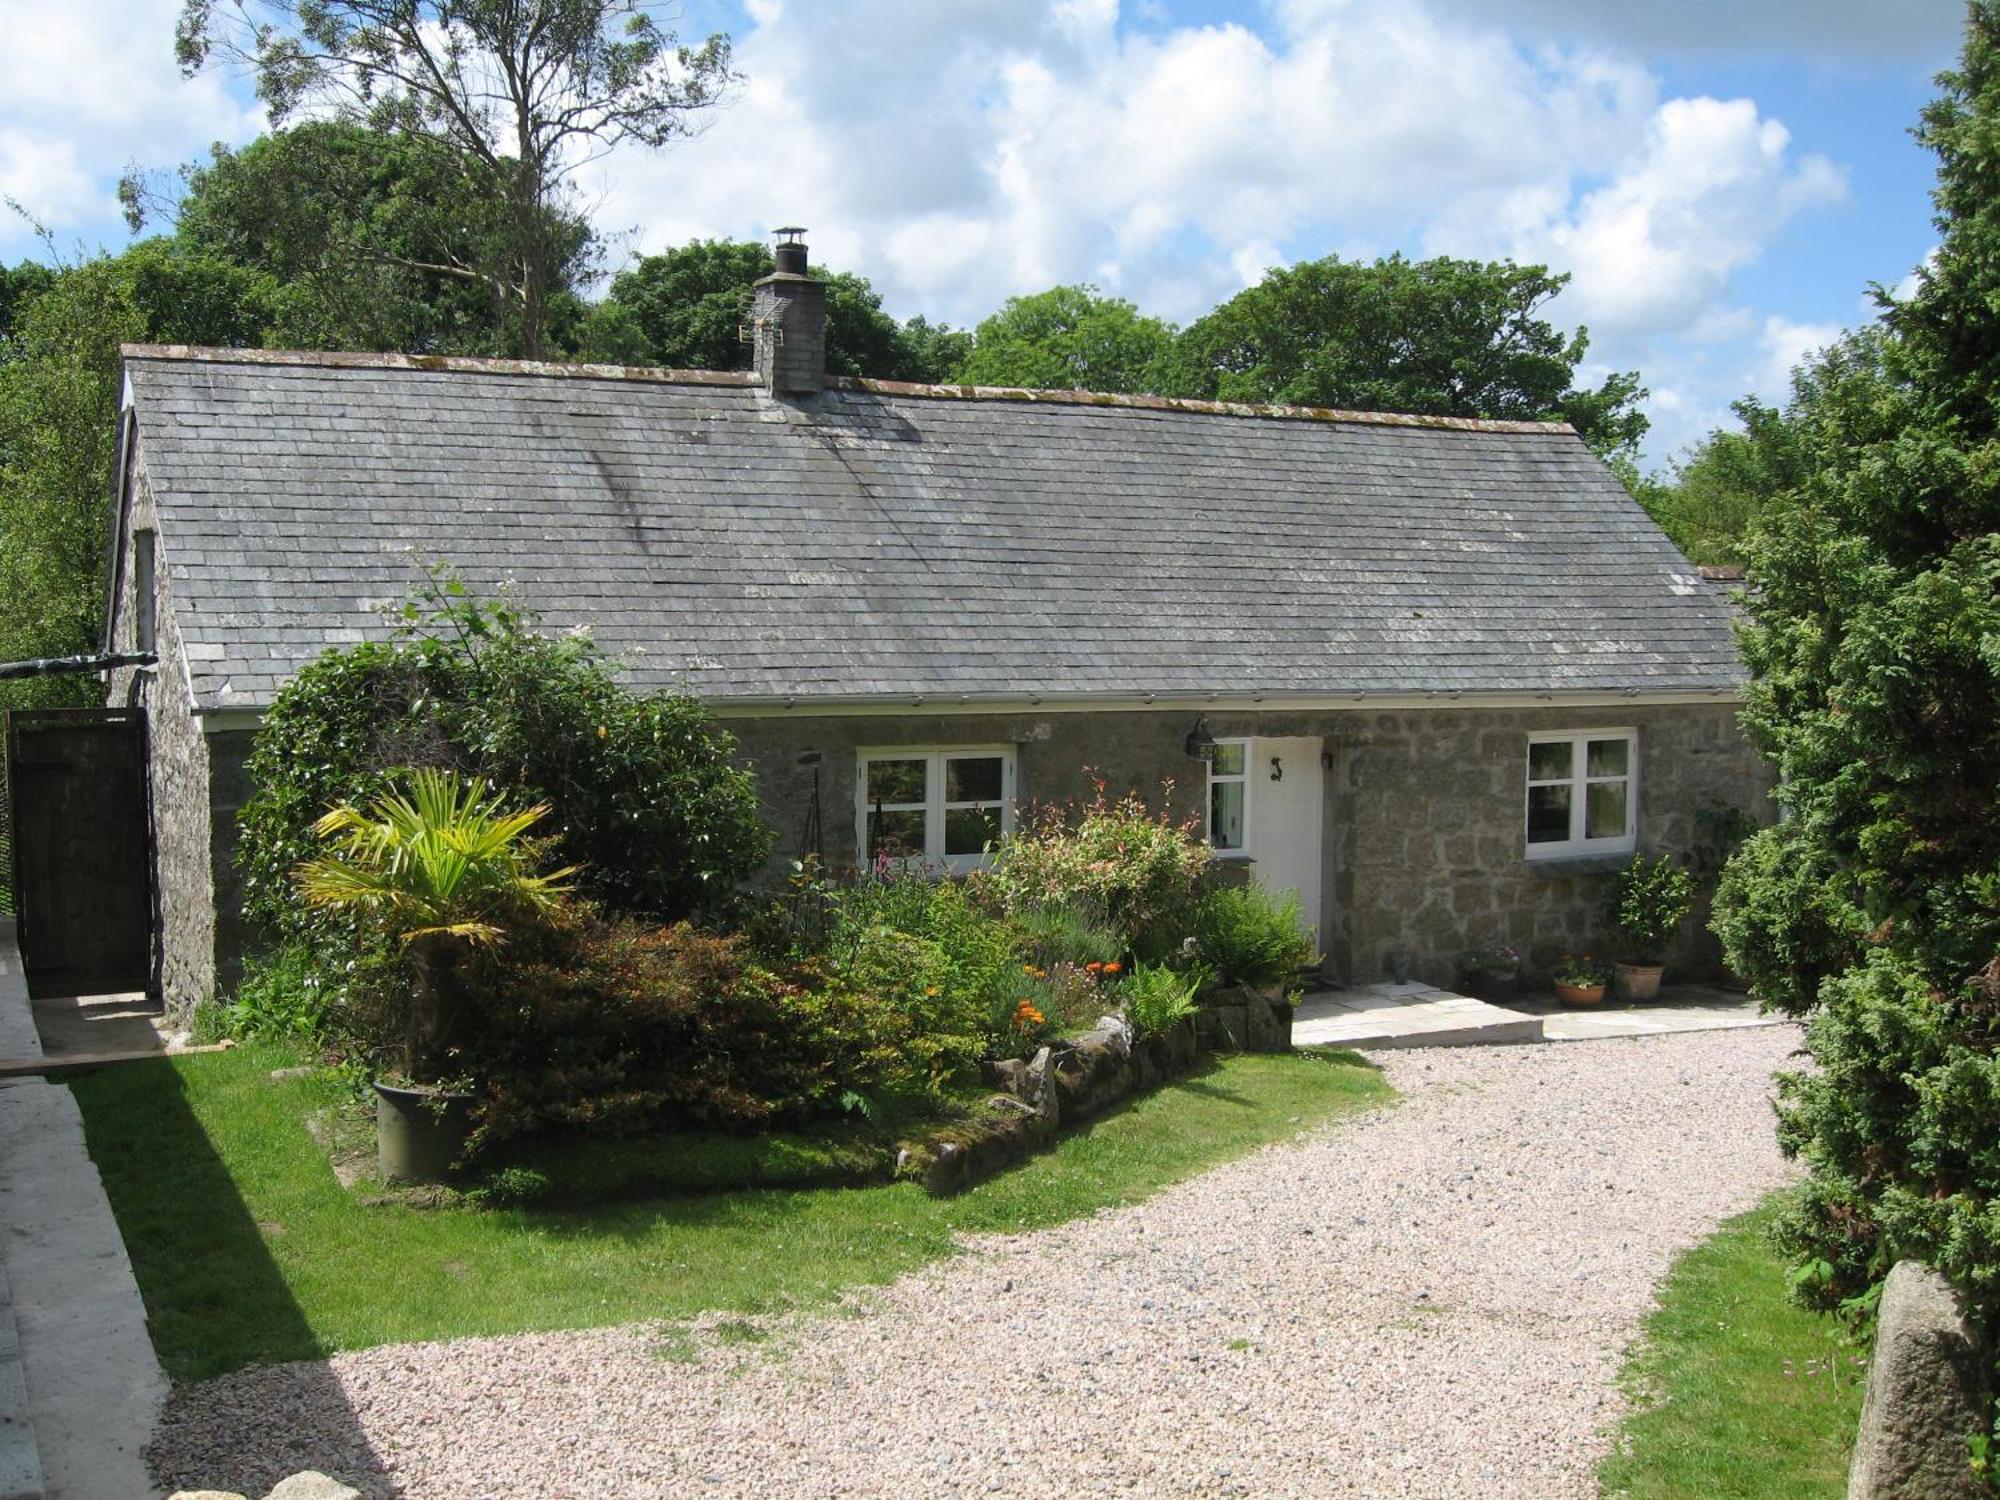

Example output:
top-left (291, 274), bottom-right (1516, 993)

top-left (71, 1041), bottom-right (1387, 1383)
top-left (1599, 1196), bottom-right (1868, 1500)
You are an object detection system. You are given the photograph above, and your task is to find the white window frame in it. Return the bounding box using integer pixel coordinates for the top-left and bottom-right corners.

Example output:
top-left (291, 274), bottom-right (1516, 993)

top-left (1206, 737), bottom-right (1253, 855)
top-left (855, 746), bottom-right (1017, 875)
top-left (1525, 728), bottom-right (1639, 860)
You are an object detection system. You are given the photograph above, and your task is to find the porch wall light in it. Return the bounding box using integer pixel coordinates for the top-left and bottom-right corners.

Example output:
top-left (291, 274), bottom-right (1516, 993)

top-left (1184, 715), bottom-right (1218, 762)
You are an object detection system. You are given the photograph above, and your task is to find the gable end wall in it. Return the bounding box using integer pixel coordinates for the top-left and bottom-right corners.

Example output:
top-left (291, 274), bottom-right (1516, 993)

top-left (105, 459), bottom-right (238, 1017)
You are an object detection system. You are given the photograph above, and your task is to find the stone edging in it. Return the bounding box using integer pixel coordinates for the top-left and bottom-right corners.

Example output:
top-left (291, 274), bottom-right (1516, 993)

top-left (904, 987), bottom-right (1296, 1196)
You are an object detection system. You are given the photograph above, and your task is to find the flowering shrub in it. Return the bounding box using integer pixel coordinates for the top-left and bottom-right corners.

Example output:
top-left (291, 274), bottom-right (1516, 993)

top-left (1460, 944), bottom-right (1521, 975)
top-left (994, 958), bottom-right (1121, 1051)
top-left (984, 776), bottom-right (1212, 958)
top-left (1010, 901), bottom-right (1126, 971)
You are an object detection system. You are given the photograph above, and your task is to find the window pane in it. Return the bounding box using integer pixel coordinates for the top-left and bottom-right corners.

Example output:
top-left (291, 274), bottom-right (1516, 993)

top-left (868, 809), bottom-right (926, 862)
top-left (1586, 781), bottom-right (1628, 840)
top-left (1211, 742), bottom-right (1246, 777)
top-left (1210, 780), bottom-right (1246, 850)
top-left (1527, 784), bottom-right (1572, 844)
top-left (945, 806), bottom-right (1002, 857)
top-left (1587, 738), bottom-right (1630, 778)
top-left (1528, 740), bottom-right (1572, 782)
top-left (945, 756), bottom-right (1003, 803)
top-left (866, 758), bottom-right (926, 805)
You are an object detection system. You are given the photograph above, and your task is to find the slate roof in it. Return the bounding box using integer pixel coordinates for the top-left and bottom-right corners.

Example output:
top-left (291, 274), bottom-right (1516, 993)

top-left (118, 346), bottom-right (1745, 714)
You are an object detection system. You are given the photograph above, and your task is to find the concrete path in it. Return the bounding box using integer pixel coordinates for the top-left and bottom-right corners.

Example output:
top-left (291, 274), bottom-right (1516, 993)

top-left (1513, 984), bottom-right (1779, 1041)
top-left (29, 992), bottom-right (168, 1062)
top-left (1295, 978), bottom-right (1776, 1050)
top-left (1294, 981), bottom-right (1544, 1048)
top-left (0, 921), bottom-right (165, 1500)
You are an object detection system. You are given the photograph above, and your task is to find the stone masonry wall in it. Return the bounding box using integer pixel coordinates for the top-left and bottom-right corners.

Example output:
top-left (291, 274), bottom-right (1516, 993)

top-left (724, 700), bottom-right (1774, 989)
top-left (105, 467), bottom-right (220, 1018)
top-left (1337, 703), bottom-right (1772, 987)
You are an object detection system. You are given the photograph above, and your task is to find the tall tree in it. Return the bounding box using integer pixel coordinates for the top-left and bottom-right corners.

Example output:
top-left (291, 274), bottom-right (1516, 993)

top-left (1636, 393), bottom-right (1814, 566)
top-left (0, 261), bottom-right (55, 343)
top-left (173, 0), bottom-right (735, 357)
top-left (586, 238), bottom-right (965, 380)
top-left (1175, 254), bottom-right (1648, 458)
top-left (954, 285), bottom-right (1178, 393)
top-left (896, 317), bottom-right (974, 385)
top-left (1714, 4), bottom-right (2000, 1330)
top-left (0, 242), bottom-right (278, 705)
top-left (131, 123), bottom-right (596, 355)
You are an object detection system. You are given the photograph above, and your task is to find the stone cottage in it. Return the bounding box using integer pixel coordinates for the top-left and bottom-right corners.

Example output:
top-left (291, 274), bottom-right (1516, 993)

top-left (101, 237), bottom-right (1769, 1014)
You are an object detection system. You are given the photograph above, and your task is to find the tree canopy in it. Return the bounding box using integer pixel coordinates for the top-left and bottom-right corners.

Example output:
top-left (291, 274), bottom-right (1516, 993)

top-left (953, 284), bottom-right (1179, 393)
top-left (0, 241), bottom-right (281, 707)
top-left (1713, 3), bottom-right (2000, 1320)
top-left (173, 0), bottom-right (735, 356)
top-left (150, 123), bottom-right (597, 355)
top-left (588, 238), bottom-right (970, 381)
top-left (1175, 254), bottom-right (1648, 457)
top-left (0, 261), bottom-right (55, 343)
top-left (1628, 393), bottom-right (1813, 566)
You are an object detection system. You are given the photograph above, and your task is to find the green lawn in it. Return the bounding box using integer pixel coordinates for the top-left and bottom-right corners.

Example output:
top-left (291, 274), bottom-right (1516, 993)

top-left (1600, 1197), bottom-right (1868, 1499)
top-left (71, 1041), bottom-right (1388, 1383)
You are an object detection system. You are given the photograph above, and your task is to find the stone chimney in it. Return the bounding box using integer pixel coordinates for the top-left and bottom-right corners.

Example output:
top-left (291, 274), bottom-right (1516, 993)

top-left (751, 227), bottom-right (826, 396)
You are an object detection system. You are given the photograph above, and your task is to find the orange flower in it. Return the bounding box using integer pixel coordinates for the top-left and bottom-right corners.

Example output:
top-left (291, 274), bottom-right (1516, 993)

top-left (1085, 961), bottom-right (1103, 973)
top-left (1104, 962), bottom-right (1122, 974)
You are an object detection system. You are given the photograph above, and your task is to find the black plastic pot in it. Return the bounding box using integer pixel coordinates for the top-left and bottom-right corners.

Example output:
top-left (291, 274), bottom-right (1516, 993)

top-left (373, 1080), bottom-right (474, 1184)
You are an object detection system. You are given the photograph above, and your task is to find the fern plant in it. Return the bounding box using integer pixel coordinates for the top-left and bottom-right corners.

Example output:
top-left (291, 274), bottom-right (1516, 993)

top-left (1192, 883), bottom-right (1316, 988)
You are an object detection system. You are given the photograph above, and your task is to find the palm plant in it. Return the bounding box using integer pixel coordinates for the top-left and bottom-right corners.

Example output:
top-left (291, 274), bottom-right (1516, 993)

top-left (297, 768), bottom-right (575, 1080)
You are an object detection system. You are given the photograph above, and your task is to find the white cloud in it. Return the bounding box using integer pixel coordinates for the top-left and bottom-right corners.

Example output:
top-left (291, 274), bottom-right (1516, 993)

top-left (1755, 313), bottom-right (1844, 394)
top-left (585, 0), bottom-right (1669, 325)
top-left (0, 129), bottom-right (94, 232)
top-left (0, 0), bottom-right (263, 254)
top-left (1440, 96), bottom-right (1847, 338)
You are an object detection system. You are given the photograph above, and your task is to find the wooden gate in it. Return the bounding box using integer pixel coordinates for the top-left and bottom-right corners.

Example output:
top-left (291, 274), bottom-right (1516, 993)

top-left (6, 707), bottom-right (153, 998)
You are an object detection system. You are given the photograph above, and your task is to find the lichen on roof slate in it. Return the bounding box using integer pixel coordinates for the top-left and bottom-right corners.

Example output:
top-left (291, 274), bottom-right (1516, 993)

top-left (120, 347), bottom-right (1744, 714)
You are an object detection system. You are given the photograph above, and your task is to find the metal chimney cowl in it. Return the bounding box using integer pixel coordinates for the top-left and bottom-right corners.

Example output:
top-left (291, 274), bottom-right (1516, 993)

top-left (752, 226), bottom-right (826, 396)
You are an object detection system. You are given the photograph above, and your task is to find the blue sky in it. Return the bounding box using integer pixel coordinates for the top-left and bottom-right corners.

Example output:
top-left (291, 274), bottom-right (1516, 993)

top-left (0, 0), bottom-right (1964, 464)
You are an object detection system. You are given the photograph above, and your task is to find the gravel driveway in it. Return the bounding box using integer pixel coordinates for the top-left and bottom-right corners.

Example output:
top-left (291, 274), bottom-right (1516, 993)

top-left (153, 1024), bottom-right (1800, 1499)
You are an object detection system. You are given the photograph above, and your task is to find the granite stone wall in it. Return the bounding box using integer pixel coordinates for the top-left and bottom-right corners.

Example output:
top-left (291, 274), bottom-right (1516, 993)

top-left (723, 700), bottom-right (1775, 989)
top-left (1334, 703), bottom-right (1772, 986)
top-left (105, 467), bottom-right (222, 1017)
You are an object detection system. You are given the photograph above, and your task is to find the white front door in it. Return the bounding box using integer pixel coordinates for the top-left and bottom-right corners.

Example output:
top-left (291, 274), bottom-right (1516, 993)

top-left (1247, 736), bottom-right (1324, 943)
top-left (1211, 736), bottom-right (1324, 942)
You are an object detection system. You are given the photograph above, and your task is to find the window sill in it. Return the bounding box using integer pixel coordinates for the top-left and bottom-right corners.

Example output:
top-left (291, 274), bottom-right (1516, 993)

top-left (1525, 851), bottom-right (1634, 878)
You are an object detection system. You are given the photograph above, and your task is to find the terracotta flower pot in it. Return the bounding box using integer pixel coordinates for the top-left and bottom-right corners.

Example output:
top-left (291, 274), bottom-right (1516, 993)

top-left (1612, 962), bottom-right (1665, 1003)
top-left (1555, 982), bottom-right (1608, 1007)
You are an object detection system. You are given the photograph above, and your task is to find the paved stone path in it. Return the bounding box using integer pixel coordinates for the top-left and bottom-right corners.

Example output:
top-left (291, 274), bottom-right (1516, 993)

top-left (152, 1025), bottom-right (1802, 1499)
top-left (0, 920), bottom-right (165, 1500)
